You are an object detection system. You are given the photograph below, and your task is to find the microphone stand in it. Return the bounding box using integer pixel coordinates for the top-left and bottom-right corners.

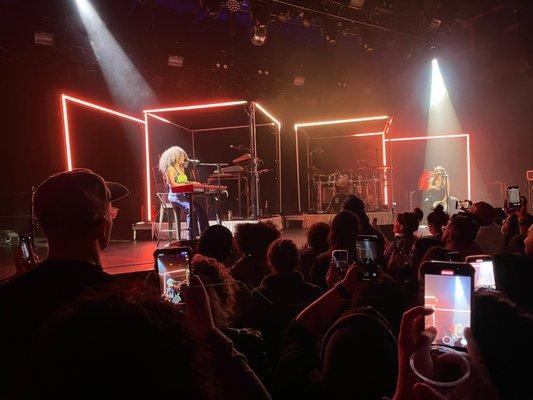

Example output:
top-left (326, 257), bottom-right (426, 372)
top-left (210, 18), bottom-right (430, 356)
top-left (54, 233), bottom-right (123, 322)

top-left (198, 162), bottom-right (228, 224)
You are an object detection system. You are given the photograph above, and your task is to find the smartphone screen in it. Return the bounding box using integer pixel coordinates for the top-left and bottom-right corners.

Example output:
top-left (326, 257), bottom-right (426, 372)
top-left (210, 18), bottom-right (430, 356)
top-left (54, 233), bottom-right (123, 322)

top-left (19, 238), bottom-right (31, 259)
top-left (356, 236), bottom-right (378, 264)
top-left (332, 250), bottom-right (349, 270)
top-left (155, 249), bottom-right (190, 304)
top-left (424, 267), bottom-right (472, 348)
top-left (507, 186), bottom-right (520, 208)
top-left (469, 258), bottom-right (496, 290)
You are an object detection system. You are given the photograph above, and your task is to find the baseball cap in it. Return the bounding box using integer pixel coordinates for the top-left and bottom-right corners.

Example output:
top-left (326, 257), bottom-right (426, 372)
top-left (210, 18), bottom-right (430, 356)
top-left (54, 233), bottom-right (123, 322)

top-left (35, 169), bottom-right (128, 233)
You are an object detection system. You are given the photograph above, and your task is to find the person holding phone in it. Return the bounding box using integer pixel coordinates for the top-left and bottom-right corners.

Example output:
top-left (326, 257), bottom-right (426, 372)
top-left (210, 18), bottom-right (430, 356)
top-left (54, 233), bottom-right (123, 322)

top-left (341, 195), bottom-right (386, 266)
top-left (274, 264), bottom-right (398, 400)
top-left (0, 169), bottom-right (128, 398)
top-left (158, 145), bottom-right (209, 238)
top-left (309, 211), bottom-right (360, 290)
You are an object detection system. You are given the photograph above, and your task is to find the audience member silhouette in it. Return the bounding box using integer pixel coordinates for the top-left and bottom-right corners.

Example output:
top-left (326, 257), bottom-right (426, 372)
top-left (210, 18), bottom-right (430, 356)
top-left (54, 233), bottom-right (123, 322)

top-left (426, 204), bottom-right (449, 240)
top-left (250, 239), bottom-right (322, 366)
top-left (274, 265), bottom-right (397, 400)
top-left (442, 212), bottom-right (483, 260)
top-left (341, 195), bottom-right (386, 265)
top-left (197, 224), bottom-right (234, 264)
top-left (471, 201), bottom-right (505, 254)
top-left (310, 211), bottom-right (360, 289)
top-left (231, 222), bottom-right (280, 289)
top-left (299, 222), bottom-right (330, 281)
top-left (192, 254), bottom-right (269, 379)
top-left (0, 169), bottom-right (128, 398)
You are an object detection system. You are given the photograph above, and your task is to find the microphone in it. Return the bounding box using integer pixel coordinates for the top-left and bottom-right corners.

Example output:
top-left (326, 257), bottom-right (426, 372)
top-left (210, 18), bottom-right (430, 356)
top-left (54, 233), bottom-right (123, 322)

top-left (230, 144), bottom-right (251, 153)
top-left (187, 159), bottom-right (201, 165)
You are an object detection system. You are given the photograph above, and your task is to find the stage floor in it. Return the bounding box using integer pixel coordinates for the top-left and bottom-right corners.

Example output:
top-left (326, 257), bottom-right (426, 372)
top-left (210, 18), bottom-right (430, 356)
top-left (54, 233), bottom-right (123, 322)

top-left (0, 228), bottom-right (308, 281)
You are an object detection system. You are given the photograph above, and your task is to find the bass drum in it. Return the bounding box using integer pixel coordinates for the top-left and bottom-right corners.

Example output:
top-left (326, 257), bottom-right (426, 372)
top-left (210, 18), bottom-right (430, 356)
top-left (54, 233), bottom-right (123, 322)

top-left (327, 193), bottom-right (349, 213)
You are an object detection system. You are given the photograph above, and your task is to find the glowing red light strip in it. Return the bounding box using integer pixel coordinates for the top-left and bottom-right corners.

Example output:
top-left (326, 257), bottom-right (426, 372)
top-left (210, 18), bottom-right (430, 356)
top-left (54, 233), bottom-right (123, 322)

top-left (466, 134), bottom-right (472, 200)
top-left (431, 308), bottom-right (471, 313)
top-left (255, 102), bottom-right (281, 130)
top-left (147, 113), bottom-right (173, 124)
top-left (294, 115), bottom-right (389, 129)
top-left (143, 100), bottom-right (247, 114)
top-left (350, 132), bottom-right (383, 137)
top-left (143, 113), bottom-right (152, 221)
top-left (386, 133), bottom-right (468, 142)
top-left (62, 94), bottom-right (145, 124)
top-left (61, 95), bottom-right (73, 171)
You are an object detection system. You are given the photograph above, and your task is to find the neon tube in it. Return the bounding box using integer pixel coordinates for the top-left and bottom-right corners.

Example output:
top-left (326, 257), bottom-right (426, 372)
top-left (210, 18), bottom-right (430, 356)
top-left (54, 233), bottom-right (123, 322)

top-left (61, 95), bottom-right (73, 171)
top-left (295, 115), bottom-right (389, 129)
top-left (143, 113), bottom-right (152, 221)
top-left (147, 113), bottom-right (173, 124)
top-left (466, 133), bottom-right (471, 200)
top-left (255, 102), bottom-right (281, 130)
top-left (62, 94), bottom-right (145, 124)
top-left (143, 100), bottom-right (247, 114)
top-left (386, 134), bottom-right (468, 142)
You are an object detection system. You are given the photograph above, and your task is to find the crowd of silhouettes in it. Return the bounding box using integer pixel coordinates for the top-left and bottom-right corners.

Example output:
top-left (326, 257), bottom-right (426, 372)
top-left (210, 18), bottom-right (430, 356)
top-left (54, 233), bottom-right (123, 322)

top-left (1, 171), bottom-right (533, 400)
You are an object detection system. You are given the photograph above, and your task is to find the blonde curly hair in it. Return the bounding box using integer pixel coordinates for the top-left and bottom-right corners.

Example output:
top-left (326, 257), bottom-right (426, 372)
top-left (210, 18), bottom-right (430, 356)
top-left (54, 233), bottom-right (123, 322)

top-left (158, 146), bottom-right (189, 175)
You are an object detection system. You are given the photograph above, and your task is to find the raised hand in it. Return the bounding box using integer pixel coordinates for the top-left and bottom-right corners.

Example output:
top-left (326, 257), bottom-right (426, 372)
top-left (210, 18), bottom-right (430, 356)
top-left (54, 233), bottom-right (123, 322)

top-left (180, 275), bottom-right (217, 339)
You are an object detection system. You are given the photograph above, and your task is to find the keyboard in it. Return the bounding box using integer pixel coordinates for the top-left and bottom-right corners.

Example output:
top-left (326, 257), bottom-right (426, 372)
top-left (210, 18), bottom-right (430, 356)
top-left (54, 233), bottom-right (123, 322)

top-left (170, 183), bottom-right (228, 194)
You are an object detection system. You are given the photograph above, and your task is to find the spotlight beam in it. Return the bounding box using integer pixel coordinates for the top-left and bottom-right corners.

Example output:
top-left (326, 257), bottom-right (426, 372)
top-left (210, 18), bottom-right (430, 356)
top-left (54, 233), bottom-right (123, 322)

top-left (74, 0), bottom-right (157, 112)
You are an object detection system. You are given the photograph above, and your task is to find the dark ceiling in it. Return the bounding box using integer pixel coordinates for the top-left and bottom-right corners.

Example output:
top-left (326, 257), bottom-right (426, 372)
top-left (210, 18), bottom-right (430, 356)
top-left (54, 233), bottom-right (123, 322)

top-left (1, 0), bottom-right (531, 98)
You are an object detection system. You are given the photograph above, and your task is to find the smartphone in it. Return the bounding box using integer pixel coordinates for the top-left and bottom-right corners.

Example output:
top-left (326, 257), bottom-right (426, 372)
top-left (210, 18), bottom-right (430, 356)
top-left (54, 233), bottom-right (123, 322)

top-left (420, 261), bottom-right (474, 349)
top-left (331, 249), bottom-right (350, 278)
top-left (466, 255), bottom-right (496, 290)
top-left (19, 236), bottom-right (32, 259)
top-left (455, 200), bottom-right (472, 210)
top-left (356, 235), bottom-right (379, 280)
top-left (506, 186), bottom-right (520, 209)
top-left (153, 247), bottom-right (192, 305)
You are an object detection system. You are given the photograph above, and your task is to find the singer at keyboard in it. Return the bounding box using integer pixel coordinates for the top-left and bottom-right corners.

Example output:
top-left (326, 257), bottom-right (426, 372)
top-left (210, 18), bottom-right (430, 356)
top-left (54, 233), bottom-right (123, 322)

top-left (158, 146), bottom-right (209, 238)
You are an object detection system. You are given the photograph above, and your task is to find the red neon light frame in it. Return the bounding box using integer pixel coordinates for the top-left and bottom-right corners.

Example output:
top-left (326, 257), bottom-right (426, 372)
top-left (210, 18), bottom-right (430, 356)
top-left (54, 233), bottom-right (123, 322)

top-left (385, 133), bottom-right (471, 200)
top-left (60, 93), bottom-right (149, 220)
top-left (294, 115), bottom-right (392, 212)
top-left (143, 100), bottom-right (281, 221)
top-left (61, 94), bottom-right (145, 170)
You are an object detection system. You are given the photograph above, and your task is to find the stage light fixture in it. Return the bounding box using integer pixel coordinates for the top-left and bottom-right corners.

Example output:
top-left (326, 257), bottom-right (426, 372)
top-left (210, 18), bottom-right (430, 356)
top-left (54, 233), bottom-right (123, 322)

top-left (226, 0), bottom-right (241, 13)
top-left (34, 32), bottom-right (54, 46)
top-left (350, 0), bottom-right (365, 8)
top-left (251, 23), bottom-right (268, 46)
top-left (202, 0), bottom-right (223, 17)
top-left (168, 55), bottom-right (184, 67)
top-left (293, 75), bottom-right (306, 86)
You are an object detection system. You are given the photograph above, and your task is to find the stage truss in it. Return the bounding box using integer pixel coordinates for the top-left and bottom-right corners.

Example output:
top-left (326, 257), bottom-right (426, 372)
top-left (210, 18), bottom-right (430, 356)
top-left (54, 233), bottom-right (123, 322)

top-left (143, 101), bottom-right (281, 221)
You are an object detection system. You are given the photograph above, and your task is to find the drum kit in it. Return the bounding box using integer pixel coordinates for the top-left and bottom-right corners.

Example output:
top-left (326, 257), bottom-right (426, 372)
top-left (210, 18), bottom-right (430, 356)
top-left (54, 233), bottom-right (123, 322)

top-left (311, 164), bottom-right (388, 213)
